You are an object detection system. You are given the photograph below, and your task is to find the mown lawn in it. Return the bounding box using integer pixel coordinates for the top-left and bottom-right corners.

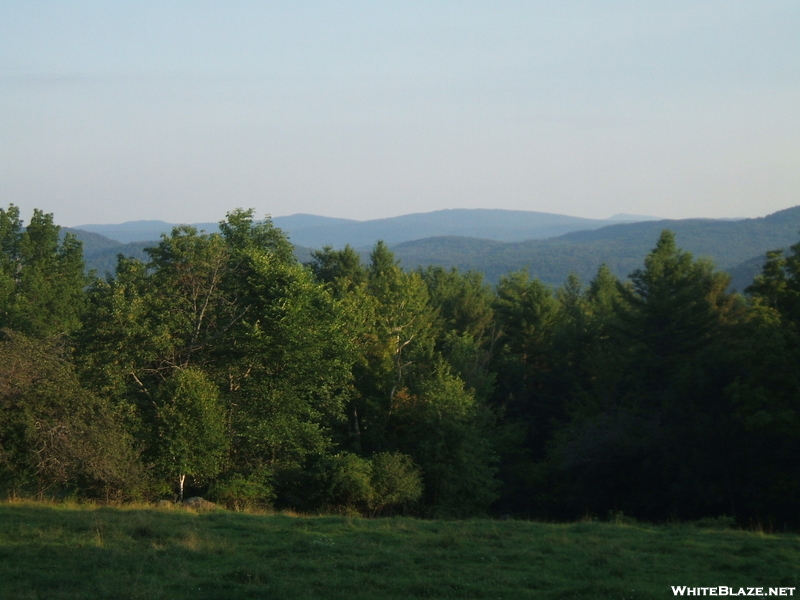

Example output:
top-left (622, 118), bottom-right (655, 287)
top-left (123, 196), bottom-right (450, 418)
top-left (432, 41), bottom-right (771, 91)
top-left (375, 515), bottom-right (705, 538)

top-left (0, 502), bottom-right (798, 599)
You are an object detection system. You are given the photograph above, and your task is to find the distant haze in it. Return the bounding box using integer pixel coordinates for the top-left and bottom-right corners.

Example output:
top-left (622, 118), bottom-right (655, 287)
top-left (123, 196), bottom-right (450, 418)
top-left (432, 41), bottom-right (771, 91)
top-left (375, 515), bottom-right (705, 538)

top-left (2, 2), bottom-right (798, 226)
top-left (69, 205), bottom-right (800, 294)
top-left (74, 208), bottom-right (661, 246)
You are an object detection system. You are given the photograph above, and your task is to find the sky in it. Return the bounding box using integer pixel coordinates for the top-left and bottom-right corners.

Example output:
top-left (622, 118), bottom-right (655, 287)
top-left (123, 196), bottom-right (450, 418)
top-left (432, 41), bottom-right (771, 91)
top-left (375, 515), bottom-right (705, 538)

top-left (1, 1), bottom-right (798, 227)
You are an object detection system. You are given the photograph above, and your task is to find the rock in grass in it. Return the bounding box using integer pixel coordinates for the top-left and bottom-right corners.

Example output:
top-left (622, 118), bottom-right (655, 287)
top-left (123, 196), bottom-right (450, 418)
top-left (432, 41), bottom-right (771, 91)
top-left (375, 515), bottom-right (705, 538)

top-left (183, 496), bottom-right (216, 510)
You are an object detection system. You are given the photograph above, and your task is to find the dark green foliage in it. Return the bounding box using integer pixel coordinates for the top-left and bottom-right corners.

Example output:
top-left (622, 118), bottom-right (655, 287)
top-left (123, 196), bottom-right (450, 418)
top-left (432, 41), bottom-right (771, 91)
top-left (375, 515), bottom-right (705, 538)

top-left (491, 271), bottom-right (563, 457)
top-left (75, 210), bottom-right (354, 504)
top-left (349, 242), bottom-right (438, 452)
top-left (619, 230), bottom-right (732, 361)
top-left (747, 238), bottom-right (800, 327)
top-left (421, 267), bottom-right (497, 401)
top-left (368, 451), bottom-right (423, 515)
top-left (0, 331), bottom-right (141, 499)
top-left (316, 451), bottom-right (425, 516)
top-left (308, 244), bottom-right (500, 516)
top-left (307, 244), bottom-right (367, 295)
top-left (391, 366), bottom-right (499, 516)
top-left (0, 206), bottom-right (88, 337)
top-left (724, 238), bottom-right (800, 520)
top-left (208, 468), bottom-right (276, 511)
top-left (220, 248), bottom-right (353, 485)
top-left (154, 368), bottom-right (229, 500)
top-left (321, 452), bottom-right (375, 513)
top-left (543, 232), bottom-right (747, 520)
top-left (6, 202), bottom-right (800, 524)
top-left (421, 267), bottom-right (494, 341)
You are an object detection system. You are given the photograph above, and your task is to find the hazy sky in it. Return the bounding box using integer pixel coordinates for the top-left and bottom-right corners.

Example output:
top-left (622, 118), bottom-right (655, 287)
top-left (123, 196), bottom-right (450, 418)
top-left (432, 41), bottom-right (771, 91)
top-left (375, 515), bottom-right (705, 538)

top-left (1, 1), bottom-right (798, 226)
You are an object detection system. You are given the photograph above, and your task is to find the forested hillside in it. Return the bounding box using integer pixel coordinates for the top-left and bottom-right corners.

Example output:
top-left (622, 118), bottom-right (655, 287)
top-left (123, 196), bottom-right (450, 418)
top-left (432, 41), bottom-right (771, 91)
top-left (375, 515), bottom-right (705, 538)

top-left (74, 209), bottom-right (654, 248)
top-left (72, 208), bottom-right (651, 276)
top-left (68, 230), bottom-right (315, 278)
top-left (392, 206), bottom-right (800, 287)
top-left (4, 203), bottom-right (800, 525)
top-left (74, 207), bottom-right (800, 289)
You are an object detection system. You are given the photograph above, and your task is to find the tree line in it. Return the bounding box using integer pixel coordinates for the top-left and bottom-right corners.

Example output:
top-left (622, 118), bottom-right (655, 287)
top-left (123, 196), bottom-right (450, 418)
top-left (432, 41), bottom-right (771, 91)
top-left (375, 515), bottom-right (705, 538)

top-left (1, 204), bottom-right (799, 524)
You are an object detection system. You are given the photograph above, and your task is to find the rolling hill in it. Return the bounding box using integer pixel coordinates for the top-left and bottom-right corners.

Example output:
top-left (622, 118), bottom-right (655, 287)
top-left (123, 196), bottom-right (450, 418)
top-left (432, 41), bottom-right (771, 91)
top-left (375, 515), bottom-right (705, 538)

top-left (390, 207), bottom-right (800, 288)
top-left (73, 209), bottom-right (656, 247)
top-left (68, 206), bottom-right (800, 291)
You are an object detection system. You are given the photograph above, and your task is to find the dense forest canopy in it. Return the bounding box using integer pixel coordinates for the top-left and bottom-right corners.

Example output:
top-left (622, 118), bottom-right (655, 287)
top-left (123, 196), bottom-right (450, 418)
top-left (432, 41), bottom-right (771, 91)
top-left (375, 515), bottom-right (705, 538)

top-left (2, 204), bottom-right (799, 525)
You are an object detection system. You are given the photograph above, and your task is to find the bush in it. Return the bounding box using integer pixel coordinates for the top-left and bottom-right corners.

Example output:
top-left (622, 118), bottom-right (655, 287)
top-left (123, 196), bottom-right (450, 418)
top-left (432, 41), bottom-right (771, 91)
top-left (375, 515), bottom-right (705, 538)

top-left (325, 453), bottom-right (374, 513)
top-left (369, 452), bottom-right (422, 516)
top-left (209, 469), bottom-right (275, 511)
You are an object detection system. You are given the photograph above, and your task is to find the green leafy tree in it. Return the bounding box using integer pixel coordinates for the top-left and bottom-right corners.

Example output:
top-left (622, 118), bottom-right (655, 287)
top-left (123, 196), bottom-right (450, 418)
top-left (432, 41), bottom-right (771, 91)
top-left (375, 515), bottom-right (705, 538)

top-left (391, 364), bottom-right (498, 516)
top-left (220, 244), bottom-right (354, 492)
top-left (0, 330), bottom-right (141, 499)
top-left (213, 211), bottom-right (354, 505)
top-left (145, 225), bottom-right (232, 370)
top-left (348, 242), bottom-right (438, 453)
top-left (0, 205), bottom-right (88, 337)
top-left (323, 452), bottom-right (375, 513)
top-left (155, 367), bottom-right (228, 501)
top-left (308, 244), bottom-right (498, 515)
top-left (307, 244), bottom-right (367, 296)
top-left (77, 210), bottom-right (353, 503)
top-left (77, 257), bottom-right (166, 403)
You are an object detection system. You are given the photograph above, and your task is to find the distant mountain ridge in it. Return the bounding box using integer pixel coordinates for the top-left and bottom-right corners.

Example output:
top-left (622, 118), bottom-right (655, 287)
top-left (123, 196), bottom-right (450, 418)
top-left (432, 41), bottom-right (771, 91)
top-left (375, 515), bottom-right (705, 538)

top-left (390, 206), bottom-right (800, 288)
top-left (68, 206), bottom-right (800, 291)
top-left (73, 220), bottom-right (221, 244)
top-left (74, 209), bottom-right (659, 246)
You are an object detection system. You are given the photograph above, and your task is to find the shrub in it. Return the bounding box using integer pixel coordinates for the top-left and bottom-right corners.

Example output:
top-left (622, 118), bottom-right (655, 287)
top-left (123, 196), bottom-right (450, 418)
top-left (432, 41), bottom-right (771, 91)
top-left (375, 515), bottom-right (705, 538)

top-left (209, 469), bottom-right (275, 511)
top-left (369, 452), bottom-right (422, 516)
top-left (325, 453), bottom-right (374, 513)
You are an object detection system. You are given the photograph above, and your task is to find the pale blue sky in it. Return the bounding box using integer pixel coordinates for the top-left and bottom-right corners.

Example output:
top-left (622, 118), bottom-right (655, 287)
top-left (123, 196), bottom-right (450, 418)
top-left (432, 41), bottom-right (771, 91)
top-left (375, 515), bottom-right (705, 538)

top-left (1, 1), bottom-right (798, 226)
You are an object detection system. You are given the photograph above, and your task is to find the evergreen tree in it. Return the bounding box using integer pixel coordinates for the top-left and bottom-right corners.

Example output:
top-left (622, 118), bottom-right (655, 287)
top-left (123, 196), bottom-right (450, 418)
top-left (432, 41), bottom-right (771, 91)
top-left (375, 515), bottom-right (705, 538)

top-left (550, 231), bottom-right (743, 519)
top-left (491, 271), bottom-right (562, 447)
top-left (726, 238), bottom-right (800, 521)
top-left (421, 267), bottom-right (498, 402)
top-left (747, 239), bottom-right (800, 329)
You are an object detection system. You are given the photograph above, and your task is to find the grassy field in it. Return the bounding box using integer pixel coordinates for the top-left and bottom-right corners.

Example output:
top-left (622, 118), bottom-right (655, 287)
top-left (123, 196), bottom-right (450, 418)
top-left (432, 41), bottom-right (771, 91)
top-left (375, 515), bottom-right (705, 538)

top-left (0, 501), bottom-right (798, 600)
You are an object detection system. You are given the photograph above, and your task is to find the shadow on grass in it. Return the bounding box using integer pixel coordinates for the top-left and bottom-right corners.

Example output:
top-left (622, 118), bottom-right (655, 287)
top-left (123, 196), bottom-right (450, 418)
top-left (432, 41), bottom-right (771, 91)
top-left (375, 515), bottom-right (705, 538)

top-left (0, 502), bottom-right (798, 600)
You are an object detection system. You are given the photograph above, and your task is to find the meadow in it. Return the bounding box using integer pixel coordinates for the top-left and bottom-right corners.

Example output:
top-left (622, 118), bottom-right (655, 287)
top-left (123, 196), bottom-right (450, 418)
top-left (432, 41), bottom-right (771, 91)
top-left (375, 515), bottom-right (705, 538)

top-left (0, 502), bottom-right (798, 599)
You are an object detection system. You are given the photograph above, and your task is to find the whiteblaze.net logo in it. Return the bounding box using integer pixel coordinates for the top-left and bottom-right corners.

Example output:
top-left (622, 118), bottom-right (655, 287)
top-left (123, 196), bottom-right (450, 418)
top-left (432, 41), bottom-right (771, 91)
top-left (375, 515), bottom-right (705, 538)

top-left (672, 587), bottom-right (795, 596)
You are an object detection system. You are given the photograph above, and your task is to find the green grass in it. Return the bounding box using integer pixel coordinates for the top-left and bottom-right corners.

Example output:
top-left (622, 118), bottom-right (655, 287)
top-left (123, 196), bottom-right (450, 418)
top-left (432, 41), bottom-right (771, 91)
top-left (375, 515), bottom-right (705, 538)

top-left (0, 502), bottom-right (798, 599)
